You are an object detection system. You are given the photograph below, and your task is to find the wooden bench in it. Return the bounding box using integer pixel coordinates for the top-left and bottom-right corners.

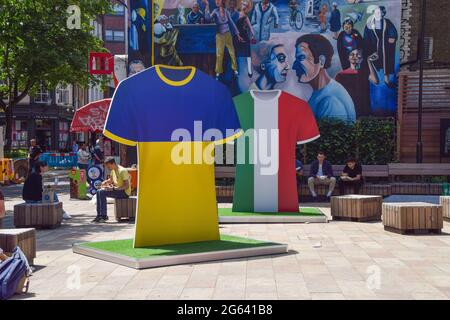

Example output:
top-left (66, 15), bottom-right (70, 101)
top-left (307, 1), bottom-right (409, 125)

top-left (440, 196), bottom-right (450, 222)
top-left (14, 202), bottom-right (63, 229)
top-left (382, 202), bottom-right (443, 234)
top-left (0, 228), bottom-right (36, 265)
top-left (114, 197), bottom-right (137, 222)
top-left (388, 163), bottom-right (450, 180)
top-left (331, 195), bottom-right (382, 222)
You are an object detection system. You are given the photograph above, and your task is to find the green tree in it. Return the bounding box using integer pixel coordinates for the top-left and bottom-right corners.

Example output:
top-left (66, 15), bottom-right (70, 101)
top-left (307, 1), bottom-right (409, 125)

top-left (0, 0), bottom-right (112, 151)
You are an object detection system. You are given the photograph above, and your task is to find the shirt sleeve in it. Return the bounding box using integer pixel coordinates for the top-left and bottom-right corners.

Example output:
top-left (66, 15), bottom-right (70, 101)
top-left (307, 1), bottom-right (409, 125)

top-left (296, 100), bottom-right (320, 144)
top-left (103, 81), bottom-right (138, 146)
top-left (120, 169), bottom-right (130, 182)
top-left (213, 86), bottom-right (242, 145)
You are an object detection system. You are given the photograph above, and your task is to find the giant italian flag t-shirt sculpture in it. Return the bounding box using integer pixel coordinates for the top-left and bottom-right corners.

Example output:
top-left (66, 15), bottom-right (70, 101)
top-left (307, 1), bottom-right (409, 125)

top-left (232, 90), bottom-right (320, 213)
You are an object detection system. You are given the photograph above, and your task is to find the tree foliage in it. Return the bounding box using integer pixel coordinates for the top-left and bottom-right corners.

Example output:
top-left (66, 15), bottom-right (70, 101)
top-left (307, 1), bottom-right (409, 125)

top-left (0, 0), bottom-right (112, 149)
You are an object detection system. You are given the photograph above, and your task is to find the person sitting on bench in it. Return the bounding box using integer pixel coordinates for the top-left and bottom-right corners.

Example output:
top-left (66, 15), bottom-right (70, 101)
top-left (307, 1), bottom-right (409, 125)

top-left (308, 151), bottom-right (336, 201)
top-left (22, 161), bottom-right (71, 219)
top-left (338, 158), bottom-right (363, 195)
top-left (92, 157), bottom-right (131, 223)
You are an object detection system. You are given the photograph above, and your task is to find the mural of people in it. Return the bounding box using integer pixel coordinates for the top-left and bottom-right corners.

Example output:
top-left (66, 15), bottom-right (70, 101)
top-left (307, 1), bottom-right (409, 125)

top-left (292, 34), bottom-right (356, 123)
top-left (234, 0), bottom-right (255, 78)
top-left (250, 42), bottom-right (289, 90)
top-left (150, 0), bottom-right (401, 120)
top-left (204, 0), bottom-right (243, 78)
top-left (335, 48), bottom-right (379, 117)
top-left (251, 0), bottom-right (279, 41)
top-left (336, 17), bottom-right (363, 70)
top-left (329, 2), bottom-right (341, 39)
top-left (363, 4), bottom-right (397, 87)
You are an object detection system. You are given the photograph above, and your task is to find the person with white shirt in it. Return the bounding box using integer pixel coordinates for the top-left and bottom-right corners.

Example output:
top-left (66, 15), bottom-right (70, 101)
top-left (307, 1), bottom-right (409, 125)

top-left (77, 143), bottom-right (91, 171)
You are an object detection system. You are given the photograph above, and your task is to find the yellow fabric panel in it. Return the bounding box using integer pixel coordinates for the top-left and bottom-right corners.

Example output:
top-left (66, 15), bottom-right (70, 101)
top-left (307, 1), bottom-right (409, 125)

top-left (134, 142), bottom-right (220, 247)
top-left (111, 165), bottom-right (132, 196)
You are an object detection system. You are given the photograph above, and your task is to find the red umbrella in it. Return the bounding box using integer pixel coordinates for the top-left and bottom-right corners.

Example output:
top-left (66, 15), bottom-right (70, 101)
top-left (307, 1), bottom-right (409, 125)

top-left (70, 99), bottom-right (111, 133)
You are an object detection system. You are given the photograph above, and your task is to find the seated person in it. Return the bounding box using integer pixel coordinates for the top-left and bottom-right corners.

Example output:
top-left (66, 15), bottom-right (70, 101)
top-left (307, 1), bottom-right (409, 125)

top-left (296, 159), bottom-right (303, 182)
top-left (308, 151), bottom-right (336, 201)
top-left (0, 190), bottom-right (4, 221)
top-left (93, 157), bottom-right (131, 223)
top-left (339, 158), bottom-right (363, 195)
top-left (22, 161), bottom-right (71, 219)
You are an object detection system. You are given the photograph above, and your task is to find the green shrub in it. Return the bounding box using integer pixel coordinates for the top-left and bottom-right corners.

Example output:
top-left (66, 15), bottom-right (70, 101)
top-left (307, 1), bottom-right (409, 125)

top-left (301, 117), bottom-right (396, 165)
top-left (4, 149), bottom-right (28, 159)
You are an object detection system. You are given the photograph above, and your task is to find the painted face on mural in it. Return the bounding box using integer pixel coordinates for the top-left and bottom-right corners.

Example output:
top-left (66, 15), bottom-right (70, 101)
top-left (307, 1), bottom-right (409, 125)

top-left (264, 45), bottom-right (289, 84)
top-left (241, 0), bottom-right (249, 12)
top-left (348, 49), bottom-right (363, 68)
top-left (293, 42), bottom-right (321, 84)
top-left (343, 20), bottom-right (353, 34)
top-left (374, 7), bottom-right (382, 21)
top-left (229, 0), bottom-right (237, 11)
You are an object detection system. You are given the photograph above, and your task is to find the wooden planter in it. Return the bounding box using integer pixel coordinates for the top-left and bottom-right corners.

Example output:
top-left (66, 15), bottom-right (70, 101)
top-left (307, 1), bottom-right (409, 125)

top-left (14, 202), bottom-right (63, 229)
top-left (0, 228), bottom-right (36, 265)
top-left (331, 195), bottom-right (382, 222)
top-left (114, 197), bottom-right (137, 222)
top-left (382, 202), bottom-right (443, 234)
top-left (440, 196), bottom-right (450, 222)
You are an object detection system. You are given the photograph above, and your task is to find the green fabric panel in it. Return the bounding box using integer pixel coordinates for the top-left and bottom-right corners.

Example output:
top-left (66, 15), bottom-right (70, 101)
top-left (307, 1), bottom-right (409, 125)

top-left (232, 93), bottom-right (254, 212)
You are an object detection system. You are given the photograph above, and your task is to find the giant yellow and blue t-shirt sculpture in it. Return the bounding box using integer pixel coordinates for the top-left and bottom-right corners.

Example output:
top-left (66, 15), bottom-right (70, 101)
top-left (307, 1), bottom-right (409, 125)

top-left (104, 65), bottom-right (242, 248)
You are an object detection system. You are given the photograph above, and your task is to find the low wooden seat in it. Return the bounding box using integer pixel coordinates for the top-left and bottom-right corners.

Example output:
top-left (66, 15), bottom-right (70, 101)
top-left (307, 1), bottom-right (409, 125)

top-left (440, 196), bottom-right (450, 222)
top-left (331, 195), bottom-right (382, 222)
top-left (114, 197), bottom-right (137, 222)
top-left (14, 202), bottom-right (63, 229)
top-left (382, 202), bottom-right (443, 234)
top-left (0, 228), bottom-right (36, 265)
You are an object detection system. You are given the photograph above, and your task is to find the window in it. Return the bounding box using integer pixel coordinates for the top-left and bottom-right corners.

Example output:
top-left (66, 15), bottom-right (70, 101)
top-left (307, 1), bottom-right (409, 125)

top-left (105, 30), bottom-right (125, 42)
top-left (56, 85), bottom-right (71, 106)
top-left (34, 84), bottom-right (50, 104)
top-left (111, 3), bottom-right (125, 15)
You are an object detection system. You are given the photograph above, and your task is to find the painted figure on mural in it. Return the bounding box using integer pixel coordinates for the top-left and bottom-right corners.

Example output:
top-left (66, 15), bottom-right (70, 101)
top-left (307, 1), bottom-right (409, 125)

top-left (363, 5), bottom-right (398, 87)
top-left (204, 0), bottom-right (243, 79)
top-left (250, 41), bottom-right (289, 90)
top-left (319, 3), bottom-right (329, 33)
top-left (186, 2), bottom-right (205, 24)
top-left (292, 34), bottom-right (355, 123)
top-left (337, 18), bottom-right (363, 70)
top-left (329, 2), bottom-right (341, 39)
top-left (177, 5), bottom-right (187, 24)
top-left (130, 5), bottom-right (149, 53)
top-left (233, 0), bottom-right (256, 78)
top-left (251, 0), bottom-right (279, 41)
top-left (228, 0), bottom-right (240, 24)
top-left (335, 48), bottom-right (379, 117)
top-left (154, 15), bottom-right (183, 65)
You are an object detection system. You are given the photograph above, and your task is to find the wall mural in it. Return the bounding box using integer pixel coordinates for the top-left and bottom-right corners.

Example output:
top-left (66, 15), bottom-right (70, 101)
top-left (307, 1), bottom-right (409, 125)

top-left (145, 0), bottom-right (402, 121)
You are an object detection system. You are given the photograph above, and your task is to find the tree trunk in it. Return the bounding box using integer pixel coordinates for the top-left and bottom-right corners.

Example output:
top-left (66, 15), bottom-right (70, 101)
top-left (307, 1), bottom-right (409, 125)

top-left (4, 105), bottom-right (13, 153)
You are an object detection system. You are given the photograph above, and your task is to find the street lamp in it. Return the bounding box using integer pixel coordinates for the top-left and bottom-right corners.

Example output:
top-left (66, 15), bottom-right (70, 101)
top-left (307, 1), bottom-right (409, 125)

top-left (416, 0), bottom-right (427, 163)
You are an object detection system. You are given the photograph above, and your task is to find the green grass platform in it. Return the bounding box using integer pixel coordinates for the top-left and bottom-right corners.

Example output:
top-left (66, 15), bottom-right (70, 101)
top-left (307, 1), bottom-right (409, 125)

top-left (218, 207), bottom-right (328, 223)
top-left (72, 234), bottom-right (288, 269)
